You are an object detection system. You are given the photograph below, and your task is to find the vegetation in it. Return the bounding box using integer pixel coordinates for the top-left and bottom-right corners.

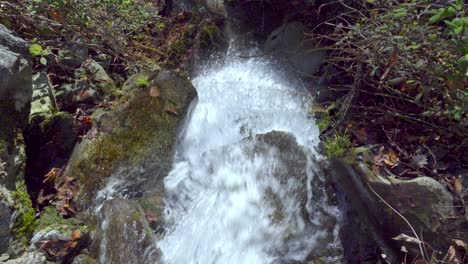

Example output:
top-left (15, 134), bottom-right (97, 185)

top-left (12, 181), bottom-right (37, 244)
top-left (313, 0), bottom-right (467, 175)
top-left (323, 133), bottom-right (352, 158)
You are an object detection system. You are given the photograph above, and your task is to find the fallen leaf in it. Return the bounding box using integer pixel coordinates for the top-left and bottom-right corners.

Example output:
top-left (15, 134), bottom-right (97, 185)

top-left (166, 108), bottom-right (178, 116)
top-left (150, 86), bottom-right (160, 97)
top-left (71, 229), bottom-right (81, 241)
top-left (454, 177), bottom-right (463, 195)
top-left (447, 245), bottom-right (461, 263)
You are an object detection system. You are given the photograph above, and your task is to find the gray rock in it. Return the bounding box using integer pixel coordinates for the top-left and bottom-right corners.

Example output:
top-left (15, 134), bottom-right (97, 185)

top-left (95, 199), bottom-right (160, 263)
top-left (265, 22), bottom-right (326, 76)
top-left (0, 25), bottom-right (32, 254)
top-left (74, 59), bottom-right (116, 104)
top-left (58, 41), bottom-right (88, 68)
top-left (1, 251), bottom-right (52, 264)
top-left (30, 72), bottom-right (58, 116)
top-left (332, 146), bottom-right (458, 262)
top-left (71, 254), bottom-right (96, 264)
top-left (203, 0), bottom-right (226, 16)
top-left (0, 184), bottom-right (14, 254)
top-left (0, 25), bottom-right (32, 118)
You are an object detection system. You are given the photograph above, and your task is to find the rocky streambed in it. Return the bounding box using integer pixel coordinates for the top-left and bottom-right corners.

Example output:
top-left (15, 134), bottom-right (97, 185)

top-left (0, 1), bottom-right (466, 263)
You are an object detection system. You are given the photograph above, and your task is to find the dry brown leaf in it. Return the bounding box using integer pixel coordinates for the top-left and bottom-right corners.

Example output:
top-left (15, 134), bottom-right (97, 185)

top-left (71, 229), bottom-right (81, 241)
top-left (447, 245), bottom-right (461, 263)
top-left (166, 108), bottom-right (178, 116)
top-left (150, 86), bottom-right (160, 97)
top-left (454, 178), bottom-right (463, 195)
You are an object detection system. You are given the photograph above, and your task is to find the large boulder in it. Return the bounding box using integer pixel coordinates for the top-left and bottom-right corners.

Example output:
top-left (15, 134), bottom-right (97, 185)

top-left (264, 22), bottom-right (326, 76)
top-left (331, 146), bottom-right (458, 263)
top-left (250, 131), bottom-right (342, 261)
top-left (94, 199), bottom-right (160, 263)
top-left (66, 70), bottom-right (197, 208)
top-left (0, 24), bottom-right (32, 189)
top-left (0, 25), bottom-right (32, 254)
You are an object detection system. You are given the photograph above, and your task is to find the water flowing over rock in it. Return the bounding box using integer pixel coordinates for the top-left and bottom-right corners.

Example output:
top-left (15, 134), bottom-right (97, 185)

top-left (66, 70), bottom-right (197, 208)
top-left (159, 55), bottom-right (342, 263)
top-left (96, 199), bottom-right (160, 263)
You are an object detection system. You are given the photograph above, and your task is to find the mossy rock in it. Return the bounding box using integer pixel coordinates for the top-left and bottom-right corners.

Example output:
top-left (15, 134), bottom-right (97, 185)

top-left (94, 199), bottom-right (160, 263)
top-left (331, 146), bottom-right (458, 261)
top-left (67, 70), bottom-right (197, 207)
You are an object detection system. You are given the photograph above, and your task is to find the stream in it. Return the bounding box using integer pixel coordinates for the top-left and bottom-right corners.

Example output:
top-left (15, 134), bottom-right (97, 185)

top-left (158, 53), bottom-right (342, 263)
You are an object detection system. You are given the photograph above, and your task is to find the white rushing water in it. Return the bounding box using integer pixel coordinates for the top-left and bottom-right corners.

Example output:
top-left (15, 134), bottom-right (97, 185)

top-left (159, 54), bottom-right (340, 264)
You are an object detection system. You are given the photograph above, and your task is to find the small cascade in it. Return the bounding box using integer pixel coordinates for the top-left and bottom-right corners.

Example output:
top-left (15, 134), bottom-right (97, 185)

top-left (159, 54), bottom-right (342, 263)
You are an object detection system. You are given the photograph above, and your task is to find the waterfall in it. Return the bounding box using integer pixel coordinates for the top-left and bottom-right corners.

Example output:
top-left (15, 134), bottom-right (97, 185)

top-left (159, 53), bottom-right (342, 263)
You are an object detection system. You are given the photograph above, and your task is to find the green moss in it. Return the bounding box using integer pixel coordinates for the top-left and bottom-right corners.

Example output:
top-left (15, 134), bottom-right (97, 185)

top-left (169, 39), bottom-right (188, 54)
top-left (12, 180), bottom-right (37, 244)
top-left (72, 89), bottom-right (180, 202)
top-left (324, 133), bottom-right (352, 157)
top-left (36, 206), bottom-right (88, 234)
top-left (316, 115), bottom-right (331, 132)
top-left (200, 24), bottom-right (222, 47)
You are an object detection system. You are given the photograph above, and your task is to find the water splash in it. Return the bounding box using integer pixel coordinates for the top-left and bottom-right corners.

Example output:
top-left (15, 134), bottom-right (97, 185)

top-left (159, 55), bottom-right (341, 264)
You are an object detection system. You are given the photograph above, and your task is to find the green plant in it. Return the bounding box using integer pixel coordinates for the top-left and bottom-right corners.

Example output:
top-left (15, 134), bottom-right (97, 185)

top-left (29, 43), bottom-right (50, 65)
top-left (12, 181), bottom-right (37, 243)
top-left (136, 76), bottom-right (149, 87)
top-left (323, 133), bottom-right (352, 158)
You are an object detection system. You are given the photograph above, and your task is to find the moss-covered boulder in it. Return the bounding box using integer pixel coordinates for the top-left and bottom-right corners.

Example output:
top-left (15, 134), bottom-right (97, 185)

top-left (66, 70), bottom-right (197, 207)
top-left (94, 199), bottom-right (160, 263)
top-left (331, 146), bottom-right (457, 262)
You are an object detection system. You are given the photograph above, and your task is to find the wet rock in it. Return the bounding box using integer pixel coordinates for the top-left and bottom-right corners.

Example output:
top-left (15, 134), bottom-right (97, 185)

top-left (251, 131), bottom-right (341, 261)
top-left (30, 72), bottom-right (58, 116)
top-left (66, 70), bottom-right (197, 207)
top-left (95, 199), bottom-right (160, 263)
top-left (331, 146), bottom-right (458, 262)
top-left (264, 22), bottom-right (326, 76)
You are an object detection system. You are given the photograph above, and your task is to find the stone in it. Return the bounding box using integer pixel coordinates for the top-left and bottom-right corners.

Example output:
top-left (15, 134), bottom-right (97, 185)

top-left (66, 70), bottom-right (197, 207)
top-left (0, 184), bottom-right (14, 254)
top-left (30, 72), bottom-right (58, 117)
top-left (264, 22), bottom-right (326, 76)
top-left (95, 199), bottom-right (160, 263)
top-left (248, 131), bottom-right (341, 261)
top-left (74, 59), bottom-right (116, 104)
top-left (1, 251), bottom-right (52, 264)
top-left (58, 41), bottom-right (88, 68)
top-left (331, 146), bottom-right (458, 262)
top-left (203, 0), bottom-right (226, 16)
top-left (71, 254), bottom-right (96, 264)
top-left (0, 25), bottom-right (32, 255)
